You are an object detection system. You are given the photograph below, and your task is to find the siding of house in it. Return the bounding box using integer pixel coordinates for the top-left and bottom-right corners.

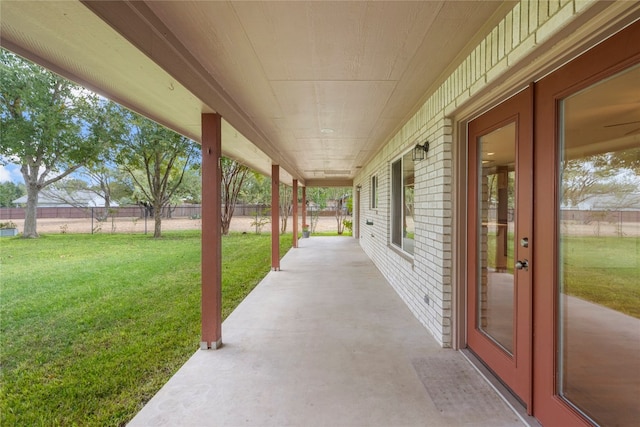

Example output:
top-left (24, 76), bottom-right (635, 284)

top-left (355, 0), bottom-right (610, 347)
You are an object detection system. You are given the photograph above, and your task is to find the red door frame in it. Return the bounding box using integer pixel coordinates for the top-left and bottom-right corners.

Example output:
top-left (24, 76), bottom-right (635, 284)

top-left (467, 86), bottom-right (533, 410)
top-left (533, 21), bottom-right (640, 426)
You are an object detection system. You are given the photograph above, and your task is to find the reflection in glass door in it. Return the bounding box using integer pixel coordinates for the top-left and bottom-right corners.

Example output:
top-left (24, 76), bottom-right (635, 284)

top-left (557, 65), bottom-right (640, 427)
top-left (478, 123), bottom-right (516, 353)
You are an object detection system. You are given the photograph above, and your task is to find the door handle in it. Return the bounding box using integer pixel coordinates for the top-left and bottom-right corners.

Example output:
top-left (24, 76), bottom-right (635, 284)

top-left (515, 259), bottom-right (529, 271)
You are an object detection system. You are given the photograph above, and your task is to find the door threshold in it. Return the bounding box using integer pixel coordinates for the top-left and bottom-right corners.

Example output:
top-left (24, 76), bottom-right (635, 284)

top-left (460, 349), bottom-right (541, 427)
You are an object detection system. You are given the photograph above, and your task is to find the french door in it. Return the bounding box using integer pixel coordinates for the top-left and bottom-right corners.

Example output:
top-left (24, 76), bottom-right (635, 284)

top-left (466, 21), bottom-right (640, 427)
top-left (466, 87), bottom-right (533, 409)
top-left (533, 22), bottom-right (640, 427)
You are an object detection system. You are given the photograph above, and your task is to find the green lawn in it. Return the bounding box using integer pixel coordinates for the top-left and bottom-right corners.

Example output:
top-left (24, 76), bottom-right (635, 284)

top-left (0, 231), bottom-right (292, 426)
top-left (561, 236), bottom-right (640, 318)
top-left (486, 232), bottom-right (515, 273)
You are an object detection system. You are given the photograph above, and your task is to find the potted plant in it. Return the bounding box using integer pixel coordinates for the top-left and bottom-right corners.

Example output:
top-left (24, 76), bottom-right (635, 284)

top-left (0, 221), bottom-right (19, 237)
top-left (302, 224), bottom-right (310, 238)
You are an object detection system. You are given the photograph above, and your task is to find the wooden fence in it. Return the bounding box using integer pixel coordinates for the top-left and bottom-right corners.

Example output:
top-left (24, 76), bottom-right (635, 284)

top-left (0, 204), bottom-right (345, 220)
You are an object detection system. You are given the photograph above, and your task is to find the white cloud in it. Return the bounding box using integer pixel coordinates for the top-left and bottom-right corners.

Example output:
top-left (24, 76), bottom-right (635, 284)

top-left (0, 165), bottom-right (12, 182)
top-left (0, 164), bottom-right (22, 183)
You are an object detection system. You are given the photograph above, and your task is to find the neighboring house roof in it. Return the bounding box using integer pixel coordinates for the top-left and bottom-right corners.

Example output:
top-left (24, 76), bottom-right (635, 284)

top-left (563, 193), bottom-right (640, 211)
top-left (12, 188), bottom-right (118, 208)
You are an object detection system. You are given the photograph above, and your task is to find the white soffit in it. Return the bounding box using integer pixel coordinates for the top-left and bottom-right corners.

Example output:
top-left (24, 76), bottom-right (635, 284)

top-left (0, 0), bottom-right (283, 183)
top-left (144, 1), bottom-right (505, 183)
top-left (1, 1), bottom-right (507, 186)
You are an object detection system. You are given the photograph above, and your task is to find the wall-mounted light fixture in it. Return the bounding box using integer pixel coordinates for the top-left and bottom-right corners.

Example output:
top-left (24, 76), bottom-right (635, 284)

top-left (412, 140), bottom-right (429, 161)
top-left (356, 184), bottom-right (362, 192)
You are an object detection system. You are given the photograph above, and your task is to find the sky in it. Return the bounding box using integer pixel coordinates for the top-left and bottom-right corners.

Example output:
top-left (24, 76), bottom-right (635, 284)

top-left (0, 163), bottom-right (22, 183)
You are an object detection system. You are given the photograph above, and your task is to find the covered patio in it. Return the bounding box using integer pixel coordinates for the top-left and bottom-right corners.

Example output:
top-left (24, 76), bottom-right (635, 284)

top-left (4, 2), bottom-right (638, 425)
top-left (129, 237), bottom-right (526, 427)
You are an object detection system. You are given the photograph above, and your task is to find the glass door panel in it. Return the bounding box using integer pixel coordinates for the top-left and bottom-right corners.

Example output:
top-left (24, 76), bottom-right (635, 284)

top-left (477, 123), bottom-right (516, 354)
top-left (557, 64), bottom-right (640, 427)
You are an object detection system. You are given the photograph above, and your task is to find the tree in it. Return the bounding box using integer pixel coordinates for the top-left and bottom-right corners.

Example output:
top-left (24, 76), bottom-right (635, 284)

top-left (220, 157), bottom-right (250, 235)
top-left (64, 104), bottom-right (136, 219)
top-left (47, 178), bottom-right (92, 208)
top-left (239, 172), bottom-right (271, 234)
top-left (562, 152), bottom-right (638, 208)
top-left (173, 166), bottom-right (201, 205)
top-left (75, 163), bottom-right (119, 220)
top-left (279, 183), bottom-right (292, 234)
top-left (327, 187), bottom-right (351, 235)
top-left (240, 172), bottom-right (271, 206)
top-left (117, 115), bottom-right (199, 238)
top-left (49, 165), bottom-right (123, 221)
top-left (0, 49), bottom-right (121, 237)
top-left (96, 166), bottom-right (142, 207)
top-left (307, 187), bottom-right (328, 233)
top-left (609, 148), bottom-right (640, 175)
top-left (0, 181), bottom-right (25, 207)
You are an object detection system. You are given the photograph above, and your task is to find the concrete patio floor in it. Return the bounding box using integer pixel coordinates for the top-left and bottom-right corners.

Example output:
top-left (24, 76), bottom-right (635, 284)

top-left (129, 237), bottom-right (525, 427)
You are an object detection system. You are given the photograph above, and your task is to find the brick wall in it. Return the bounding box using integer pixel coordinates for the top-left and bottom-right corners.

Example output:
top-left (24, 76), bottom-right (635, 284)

top-left (355, 0), bottom-right (599, 347)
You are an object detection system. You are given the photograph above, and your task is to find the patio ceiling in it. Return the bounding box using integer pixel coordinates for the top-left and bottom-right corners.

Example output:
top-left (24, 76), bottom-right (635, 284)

top-left (0, 1), bottom-right (509, 186)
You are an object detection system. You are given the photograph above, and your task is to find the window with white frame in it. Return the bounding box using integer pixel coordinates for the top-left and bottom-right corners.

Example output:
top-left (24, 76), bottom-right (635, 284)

top-left (391, 151), bottom-right (415, 255)
top-left (370, 175), bottom-right (378, 209)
